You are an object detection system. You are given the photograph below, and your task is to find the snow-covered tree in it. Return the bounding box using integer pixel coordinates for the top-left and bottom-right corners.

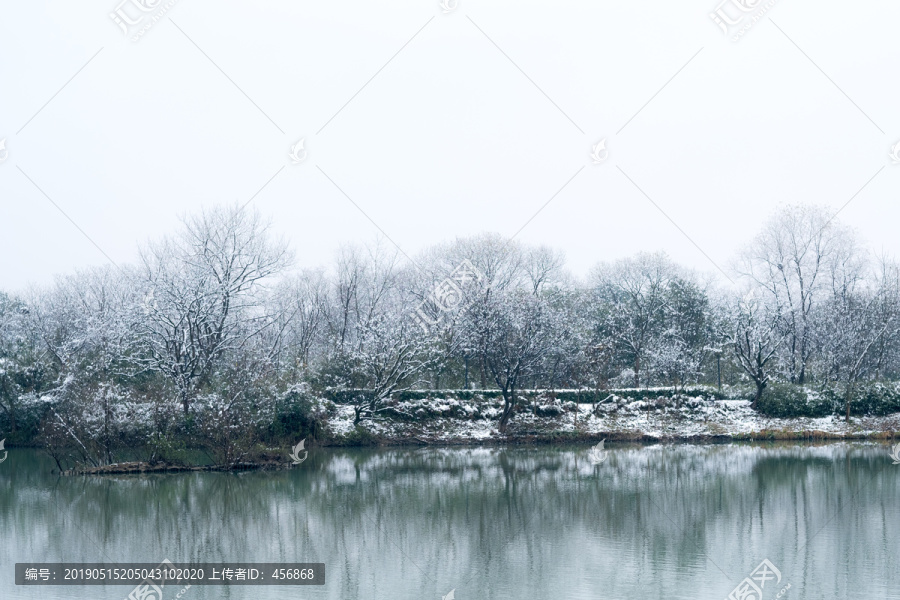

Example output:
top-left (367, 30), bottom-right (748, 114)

top-left (462, 287), bottom-right (559, 431)
top-left (731, 289), bottom-right (784, 408)
top-left (736, 205), bottom-right (860, 384)
top-left (590, 252), bottom-right (680, 387)
top-left (0, 292), bottom-right (49, 437)
top-left (25, 267), bottom-right (143, 466)
top-left (317, 243), bottom-right (435, 423)
top-left (268, 268), bottom-right (328, 377)
top-left (136, 204), bottom-right (290, 414)
top-left (652, 276), bottom-right (717, 392)
top-left (818, 255), bottom-right (899, 420)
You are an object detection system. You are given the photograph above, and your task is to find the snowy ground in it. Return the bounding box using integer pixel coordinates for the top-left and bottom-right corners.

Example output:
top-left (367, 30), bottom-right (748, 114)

top-left (324, 395), bottom-right (900, 444)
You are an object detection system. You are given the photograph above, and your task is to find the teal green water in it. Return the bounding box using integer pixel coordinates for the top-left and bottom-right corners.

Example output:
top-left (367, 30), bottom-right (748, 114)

top-left (1, 443), bottom-right (898, 599)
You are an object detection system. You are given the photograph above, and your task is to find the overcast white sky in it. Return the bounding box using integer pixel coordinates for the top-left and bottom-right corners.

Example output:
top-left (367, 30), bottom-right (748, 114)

top-left (1, 0), bottom-right (898, 291)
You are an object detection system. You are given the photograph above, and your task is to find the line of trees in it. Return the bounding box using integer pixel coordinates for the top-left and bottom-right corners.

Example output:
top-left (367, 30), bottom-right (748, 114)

top-left (1, 203), bottom-right (899, 464)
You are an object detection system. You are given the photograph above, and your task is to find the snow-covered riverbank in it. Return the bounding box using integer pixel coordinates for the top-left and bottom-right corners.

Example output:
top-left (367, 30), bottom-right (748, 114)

top-left (325, 394), bottom-right (900, 444)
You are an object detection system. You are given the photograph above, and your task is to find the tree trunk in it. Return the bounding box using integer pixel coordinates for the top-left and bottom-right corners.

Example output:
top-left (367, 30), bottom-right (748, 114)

top-left (752, 381), bottom-right (766, 411)
top-left (464, 357), bottom-right (469, 390)
top-left (717, 355), bottom-right (722, 391)
top-left (574, 391), bottom-right (578, 428)
top-left (633, 356), bottom-right (641, 388)
top-left (498, 389), bottom-right (515, 432)
top-left (845, 382), bottom-right (855, 424)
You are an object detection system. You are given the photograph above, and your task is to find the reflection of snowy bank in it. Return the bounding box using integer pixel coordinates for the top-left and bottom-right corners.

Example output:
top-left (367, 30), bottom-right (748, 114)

top-left (6, 443), bottom-right (897, 600)
top-left (317, 442), bottom-right (893, 491)
top-left (323, 392), bottom-right (900, 445)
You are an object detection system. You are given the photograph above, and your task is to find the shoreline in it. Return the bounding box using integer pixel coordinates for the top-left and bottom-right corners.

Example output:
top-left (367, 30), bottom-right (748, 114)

top-left (51, 395), bottom-right (900, 475)
top-left (61, 424), bottom-right (899, 476)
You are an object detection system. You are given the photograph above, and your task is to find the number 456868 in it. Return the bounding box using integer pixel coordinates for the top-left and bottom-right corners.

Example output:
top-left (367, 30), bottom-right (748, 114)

top-left (271, 568), bottom-right (315, 580)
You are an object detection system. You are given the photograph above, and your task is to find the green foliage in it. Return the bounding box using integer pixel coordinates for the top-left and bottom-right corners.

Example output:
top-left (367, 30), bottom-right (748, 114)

top-left (836, 383), bottom-right (900, 417)
top-left (147, 434), bottom-right (192, 466)
top-left (335, 424), bottom-right (381, 446)
top-left (0, 393), bottom-right (50, 445)
top-left (327, 389), bottom-right (377, 405)
top-left (267, 385), bottom-right (337, 442)
top-left (755, 384), bottom-right (833, 418)
top-left (341, 387), bottom-right (726, 404)
top-left (755, 382), bottom-right (900, 418)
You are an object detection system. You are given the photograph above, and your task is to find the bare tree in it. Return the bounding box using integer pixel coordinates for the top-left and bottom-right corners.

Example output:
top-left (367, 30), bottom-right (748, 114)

top-left (436, 234), bottom-right (528, 389)
top-left (731, 290), bottom-right (784, 409)
top-left (525, 246), bottom-right (566, 295)
top-left (351, 306), bottom-right (433, 424)
top-left (819, 255), bottom-right (899, 421)
top-left (26, 267), bottom-right (139, 466)
top-left (869, 256), bottom-right (900, 381)
top-left (736, 205), bottom-right (859, 384)
top-left (269, 269), bottom-right (327, 376)
top-left (136, 204), bottom-right (290, 414)
top-left (591, 252), bottom-right (678, 387)
top-left (463, 288), bottom-right (559, 431)
top-left (317, 242), bottom-right (434, 424)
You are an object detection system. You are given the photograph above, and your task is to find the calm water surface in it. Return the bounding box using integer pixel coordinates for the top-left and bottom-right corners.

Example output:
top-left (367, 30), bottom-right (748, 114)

top-left (1, 443), bottom-right (898, 599)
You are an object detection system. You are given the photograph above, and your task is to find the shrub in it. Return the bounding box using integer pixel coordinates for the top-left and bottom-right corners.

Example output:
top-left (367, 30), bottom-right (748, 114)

top-left (269, 384), bottom-right (336, 442)
top-left (826, 383), bottom-right (900, 417)
top-left (344, 387), bottom-right (726, 404)
top-left (534, 404), bottom-right (564, 417)
top-left (755, 384), bottom-right (833, 418)
top-left (336, 424), bottom-right (380, 446)
top-left (755, 382), bottom-right (900, 418)
top-left (326, 388), bottom-right (376, 405)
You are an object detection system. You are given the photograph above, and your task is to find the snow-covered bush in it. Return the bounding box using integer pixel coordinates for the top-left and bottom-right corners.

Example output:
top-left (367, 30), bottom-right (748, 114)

top-left (36, 379), bottom-right (154, 469)
top-left (193, 392), bottom-right (270, 465)
top-left (755, 384), bottom-right (834, 418)
top-left (535, 404), bottom-right (564, 417)
top-left (269, 383), bottom-right (336, 441)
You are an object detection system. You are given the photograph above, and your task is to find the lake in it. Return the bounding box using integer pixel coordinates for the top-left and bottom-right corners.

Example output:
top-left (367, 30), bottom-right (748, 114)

top-left (1, 443), bottom-right (898, 599)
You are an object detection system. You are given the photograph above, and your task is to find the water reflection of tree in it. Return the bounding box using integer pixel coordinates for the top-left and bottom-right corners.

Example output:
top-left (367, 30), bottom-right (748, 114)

top-left (2, 445), bottom-right (898, 599)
